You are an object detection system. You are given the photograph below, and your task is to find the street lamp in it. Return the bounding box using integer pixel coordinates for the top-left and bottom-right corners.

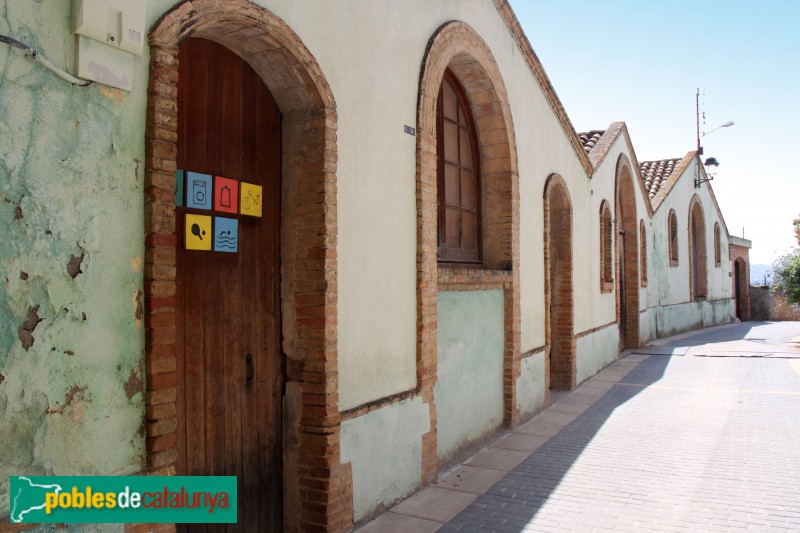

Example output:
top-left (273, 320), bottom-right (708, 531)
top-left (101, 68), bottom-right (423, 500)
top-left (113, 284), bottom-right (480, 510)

top-left (698, 120), bottom-right (735, 155)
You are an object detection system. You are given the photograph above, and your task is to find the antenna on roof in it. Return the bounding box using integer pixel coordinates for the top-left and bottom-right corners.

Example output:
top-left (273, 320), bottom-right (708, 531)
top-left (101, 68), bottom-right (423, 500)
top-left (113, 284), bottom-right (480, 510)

top-left (694, 87), bottom-right (734, 187)
top-left (696, 87), bottom-right (704, 155)
top-left (696, 88), bottom-right (700, 154)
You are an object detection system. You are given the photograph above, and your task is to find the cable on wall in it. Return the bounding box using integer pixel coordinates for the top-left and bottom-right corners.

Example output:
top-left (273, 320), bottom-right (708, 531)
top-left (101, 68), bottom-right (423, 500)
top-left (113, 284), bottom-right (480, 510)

top-left (1, 34), bottom-right (91, 86)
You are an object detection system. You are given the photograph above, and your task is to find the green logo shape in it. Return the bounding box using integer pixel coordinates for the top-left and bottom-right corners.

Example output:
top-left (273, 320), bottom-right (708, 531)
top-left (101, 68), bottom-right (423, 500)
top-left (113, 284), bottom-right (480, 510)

top-left (9, 476), bottom-right (237, 524)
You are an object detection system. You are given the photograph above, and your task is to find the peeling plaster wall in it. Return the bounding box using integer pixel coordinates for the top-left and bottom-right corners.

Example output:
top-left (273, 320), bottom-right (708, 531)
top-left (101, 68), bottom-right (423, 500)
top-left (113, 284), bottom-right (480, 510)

top-left (0, 0), bottom-right (146, 516)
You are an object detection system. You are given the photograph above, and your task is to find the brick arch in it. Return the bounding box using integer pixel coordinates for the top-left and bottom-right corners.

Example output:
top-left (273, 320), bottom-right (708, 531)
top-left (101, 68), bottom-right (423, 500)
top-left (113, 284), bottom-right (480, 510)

top-left (144, 2), bottom-right (349, 532)
top-left (416, 21), bottom-right (520, 482)
top-left (543, 174), bottom-right (575, 393)
top-left (688, 195), bottom-right (708, 301)
top-left (615, 155), bottom-right (640, 349)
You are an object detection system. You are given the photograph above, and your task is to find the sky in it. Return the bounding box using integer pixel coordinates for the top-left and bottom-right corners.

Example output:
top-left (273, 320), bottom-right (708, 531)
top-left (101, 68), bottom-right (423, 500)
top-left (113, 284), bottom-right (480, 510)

top-left (508, 0), bottom-right (800, 265)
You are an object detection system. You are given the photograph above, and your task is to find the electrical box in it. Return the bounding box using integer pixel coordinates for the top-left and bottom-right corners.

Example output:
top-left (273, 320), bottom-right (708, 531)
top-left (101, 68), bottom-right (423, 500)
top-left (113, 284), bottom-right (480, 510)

top-left (73, 0), bottom-right (145, 55)
top-left (72, 0), bottom-right (145, 91)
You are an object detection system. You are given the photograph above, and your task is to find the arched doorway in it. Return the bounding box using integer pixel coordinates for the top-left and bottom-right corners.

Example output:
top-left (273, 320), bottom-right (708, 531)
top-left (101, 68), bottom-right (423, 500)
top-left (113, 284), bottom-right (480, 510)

top-left (145, 2), bottom-right (346, 531)
top-left (544, 175), bottom-right (575, 395)
top-left (734, 259), bottom-right (743, 318)
top-left (175, 37), bottom-right (283, 530)
top-left (615, 158), bottom-right (640, 351)
top-left (689, 197), bottom-right (707, 300)
top-left (734, 257), bottom-right (749, 320)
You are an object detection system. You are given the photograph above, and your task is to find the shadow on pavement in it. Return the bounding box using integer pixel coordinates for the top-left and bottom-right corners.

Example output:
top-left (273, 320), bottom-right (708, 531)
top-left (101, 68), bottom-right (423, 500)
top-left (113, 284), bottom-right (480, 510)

top-left (659, 322), bottom-right (758, 346)
top-left (439, 354), bottom-right (673, 532)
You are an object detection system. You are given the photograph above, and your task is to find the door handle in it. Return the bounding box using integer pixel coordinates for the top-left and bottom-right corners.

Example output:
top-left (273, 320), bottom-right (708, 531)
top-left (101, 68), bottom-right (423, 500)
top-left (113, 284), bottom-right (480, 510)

top-left (245, 353), bottom-right (254, 385)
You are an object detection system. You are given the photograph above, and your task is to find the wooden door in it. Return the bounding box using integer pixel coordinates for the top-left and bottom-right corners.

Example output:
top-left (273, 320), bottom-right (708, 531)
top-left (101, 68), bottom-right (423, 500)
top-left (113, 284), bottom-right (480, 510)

top-left (175, 37), bottom-right (282, 532)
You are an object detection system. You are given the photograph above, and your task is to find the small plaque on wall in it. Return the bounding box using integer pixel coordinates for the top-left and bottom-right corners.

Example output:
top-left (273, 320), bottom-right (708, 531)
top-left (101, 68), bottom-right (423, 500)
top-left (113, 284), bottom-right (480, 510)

top-left (186, 172), bottom-right (212, 210)
top-left (214, 176), bottom-right (238, 213)
top-left (214, 217), bottom-right (238, 252)
top-left (240, 182), bottom-right (263, 217)
top-left (185, 214), bottom-right (212, 250)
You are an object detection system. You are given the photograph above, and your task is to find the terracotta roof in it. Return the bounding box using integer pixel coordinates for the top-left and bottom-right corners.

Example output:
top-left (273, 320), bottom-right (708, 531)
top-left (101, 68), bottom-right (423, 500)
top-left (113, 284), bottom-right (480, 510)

top-left (639, 158), bottom-right (682, 199)
top-left (577, 130), bottom-right (605, 154)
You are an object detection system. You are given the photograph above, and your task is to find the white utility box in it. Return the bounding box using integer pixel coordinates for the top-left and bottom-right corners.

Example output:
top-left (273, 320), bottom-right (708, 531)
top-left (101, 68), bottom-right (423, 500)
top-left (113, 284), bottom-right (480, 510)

top-left (73, 0), bottom-right (146, 91)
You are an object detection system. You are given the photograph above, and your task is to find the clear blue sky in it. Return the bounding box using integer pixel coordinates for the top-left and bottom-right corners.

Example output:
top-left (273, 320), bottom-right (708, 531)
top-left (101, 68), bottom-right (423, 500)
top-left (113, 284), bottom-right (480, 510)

top-left (508, 0), bottom-right (800, 265)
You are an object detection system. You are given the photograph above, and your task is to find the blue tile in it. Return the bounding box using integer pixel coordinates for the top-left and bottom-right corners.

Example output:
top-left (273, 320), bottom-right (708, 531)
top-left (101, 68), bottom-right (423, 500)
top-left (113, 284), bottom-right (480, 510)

top-left (186, 172), bottom-right (212, 210)
top-left (214, 217), bottom-right (238, 253)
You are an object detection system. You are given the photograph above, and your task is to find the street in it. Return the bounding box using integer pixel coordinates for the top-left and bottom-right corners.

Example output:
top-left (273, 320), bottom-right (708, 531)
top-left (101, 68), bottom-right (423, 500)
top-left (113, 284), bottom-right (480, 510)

top-left (359, 321), bottom-right (800, 532)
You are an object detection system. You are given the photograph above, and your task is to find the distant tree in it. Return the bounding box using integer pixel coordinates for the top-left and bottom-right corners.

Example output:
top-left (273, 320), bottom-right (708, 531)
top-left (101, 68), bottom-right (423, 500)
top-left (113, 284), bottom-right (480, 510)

top-left (794, 215), bottom-right (800, 246)
top-left (772, 248), bottom-right (800, 305)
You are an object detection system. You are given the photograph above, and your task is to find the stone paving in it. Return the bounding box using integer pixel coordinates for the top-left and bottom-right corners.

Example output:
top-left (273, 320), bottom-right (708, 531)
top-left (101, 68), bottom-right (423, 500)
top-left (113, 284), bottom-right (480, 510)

top-left (357, 322), bottom-right (800, 532)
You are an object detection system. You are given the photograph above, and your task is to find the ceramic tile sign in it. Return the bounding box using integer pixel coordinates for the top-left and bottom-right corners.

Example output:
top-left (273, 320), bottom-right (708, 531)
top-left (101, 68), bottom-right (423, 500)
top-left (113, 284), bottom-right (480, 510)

top-left (214, 217), bottom-right (238, 252)
top-left (240, 182), bottom-right (263, 217)
top-left (214, 176), bottom-right (238, 213)
top-left (186, 172), bottom-right (212, 210)
top-left (175, 169), bottom-right (185, 207)
top-left (185, 214), bottom-right (212, 250)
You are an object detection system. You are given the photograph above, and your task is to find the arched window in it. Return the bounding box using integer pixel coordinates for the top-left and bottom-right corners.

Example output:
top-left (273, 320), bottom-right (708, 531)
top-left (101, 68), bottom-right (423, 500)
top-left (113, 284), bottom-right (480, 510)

top-left (600, 200), bottom-right (613, 291)
top-left (640, 220), bottom-right (647, 287)
top-left (668, 209), bottom-right (678, 266)
top-left (714, 223), bottom-right (721, 267)
top-left (437, 70), bottom-right (481, 263)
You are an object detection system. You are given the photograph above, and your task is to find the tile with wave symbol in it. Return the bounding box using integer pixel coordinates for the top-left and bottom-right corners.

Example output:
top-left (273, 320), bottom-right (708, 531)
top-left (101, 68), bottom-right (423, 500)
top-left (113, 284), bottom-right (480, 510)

top-left (213, 217), bottom-right (238, 253)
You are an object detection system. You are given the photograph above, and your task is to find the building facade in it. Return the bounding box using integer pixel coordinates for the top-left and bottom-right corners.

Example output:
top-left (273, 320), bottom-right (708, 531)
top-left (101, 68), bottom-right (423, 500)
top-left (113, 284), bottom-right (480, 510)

top-left (0, 1), bottom-right (741, 530)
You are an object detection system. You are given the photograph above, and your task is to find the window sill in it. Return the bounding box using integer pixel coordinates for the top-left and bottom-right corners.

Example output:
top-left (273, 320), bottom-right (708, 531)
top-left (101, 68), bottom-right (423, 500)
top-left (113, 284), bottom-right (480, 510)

top-left (438, 265), bottom-right (513, 290)
top-left (601, 281), bottom-right (614, 293)
top-left (669, 260), bottom-right (679, 267)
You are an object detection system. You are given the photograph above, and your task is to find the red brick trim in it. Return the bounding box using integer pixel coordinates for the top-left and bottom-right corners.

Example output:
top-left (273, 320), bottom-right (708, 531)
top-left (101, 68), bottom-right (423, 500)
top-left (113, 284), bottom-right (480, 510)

top-left (615, 156), bottom-right (640, 350)
top-left (145, 2), bottom-right (351, 531)
top-left (438, 267), bottom-right (512, 291)
top-left (543, 174), bottom-right (575, 394)
top-left (574, 320), bottom-right (617, 340)
top-left (521, 345), bottom-right (545, 359)
top-left (339, 388), bottom-right (420, 422)
top-left (417, 21), bottom-right (521, 482)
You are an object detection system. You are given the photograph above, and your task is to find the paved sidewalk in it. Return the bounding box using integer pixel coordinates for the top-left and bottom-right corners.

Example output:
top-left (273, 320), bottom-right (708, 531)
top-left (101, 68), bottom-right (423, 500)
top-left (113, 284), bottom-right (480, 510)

top-left (356, 322), bottom-right (800, 532)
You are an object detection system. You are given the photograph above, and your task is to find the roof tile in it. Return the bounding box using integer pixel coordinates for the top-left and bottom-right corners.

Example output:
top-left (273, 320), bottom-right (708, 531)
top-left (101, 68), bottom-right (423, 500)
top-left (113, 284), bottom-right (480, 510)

top-left (577, 130), bottom-right (605, 154)
top-left (639, 158), bottom-right (681, 199)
